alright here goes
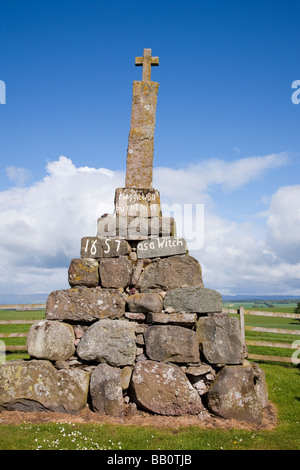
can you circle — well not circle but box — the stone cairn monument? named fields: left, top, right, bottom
left=0, top=49, right=268, bottom=423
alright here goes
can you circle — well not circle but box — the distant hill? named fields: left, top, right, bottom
left=222, top=295, right=300, bottom=301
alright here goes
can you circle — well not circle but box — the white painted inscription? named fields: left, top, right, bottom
left=81, top=237, right=129, bottom=258
left=115, top=203, right=161, bottom=216
left=137, top=237, right=187, bottom=259
left=115, top=188, right=161, bottom=217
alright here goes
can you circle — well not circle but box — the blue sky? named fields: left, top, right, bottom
left=0, top=0, right=300, bottom=297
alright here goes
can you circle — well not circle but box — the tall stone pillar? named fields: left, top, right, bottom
left=125, top=48, right=159, bottom=189
left=125, top=80, right=159, bottom=188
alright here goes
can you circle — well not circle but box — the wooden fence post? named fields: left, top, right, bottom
left=239, top=305, right=246, bottom=347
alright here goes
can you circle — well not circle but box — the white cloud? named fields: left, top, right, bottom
left=0, top=156, right=124, bottom=293
left=0, top=153, right=299, bottom=297
left=154, top=152, right=289, bottom=201
left=195, top=186, right=300, bottom=295
left=6, top=166, right=32, bottom=186
left=265, top=185, right=300, bottom=263
left=210, top=153, right=288, bottom=191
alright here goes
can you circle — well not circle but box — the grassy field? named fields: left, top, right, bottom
left=0, top=306, right=300, bottom=450
left=227, top=303, right=300, bottom=361
left=223, top=301, right=299, bottom=313
left=0, top=309, right=45, bottom=360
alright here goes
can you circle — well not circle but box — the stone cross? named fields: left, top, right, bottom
left=135, top=48, right=159, bottom=82
left=125, top=49, right=159, bottom=189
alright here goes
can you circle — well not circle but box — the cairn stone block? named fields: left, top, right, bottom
left=130, top=360, right=204, bottom=415
left=121, top=366, right=133, bottom=391
left=144, top=325, right=200, bottom=363
left=0, top=360, right=89, bottom=414
left=126, top=292, right=163, bottom=313
left=117, top=216, right=175, bottom=240
left=97, top=214, right=175, bottom=240
left=251, top=363, right=269, bottom=408
left=115, top=187, right=161, bottom=217
left=136, top=237, right=187, bottom=259
left=147, top=312, right=197, bottom=327
left=45, top=287, right=125, bottom=323
left=125, top=312, right=146, bottom=321
left=139, top=254, right=204, bottom=292
left=190, top=374, right=216, bottom=396
left=131, top=259, right=148, bottom=286
left=27, top=320, right=75, bottom=362
left=196, top=316, right=244, bottom=365
left=68, top=258, right=99, bottom=287
left=182, top=364, right=214, bottom=377
left=90, top=364, right=124, bottom=417
left=164, top=287, right=222, bottom=314
left=99, top=256, right=133, bottom=288
left=81, top=237, right=131, bottom=259
left=205, top=364, right=268, bottom=423
left=77, top=319, right=137, bottom=367
left=96, top=214, right=117, bottom=238
left=159, top=217, right=176, bottom=237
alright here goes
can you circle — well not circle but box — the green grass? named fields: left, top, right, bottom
left=227, top=308, right=300, bottom=362
left=0, top=310, right=45, bottom=360
left=259, top=306, right=297, bottom=314
left=224, top=302, right=299, bottom=314
left=0, top=310, right=46, bottom=321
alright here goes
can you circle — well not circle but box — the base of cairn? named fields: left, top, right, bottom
left=0, top=188, right=268, bottom=424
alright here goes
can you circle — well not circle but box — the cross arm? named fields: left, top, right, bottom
left=135, top=48, right=159, bottom=82
left=135, top=56, right=159, bottom=66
